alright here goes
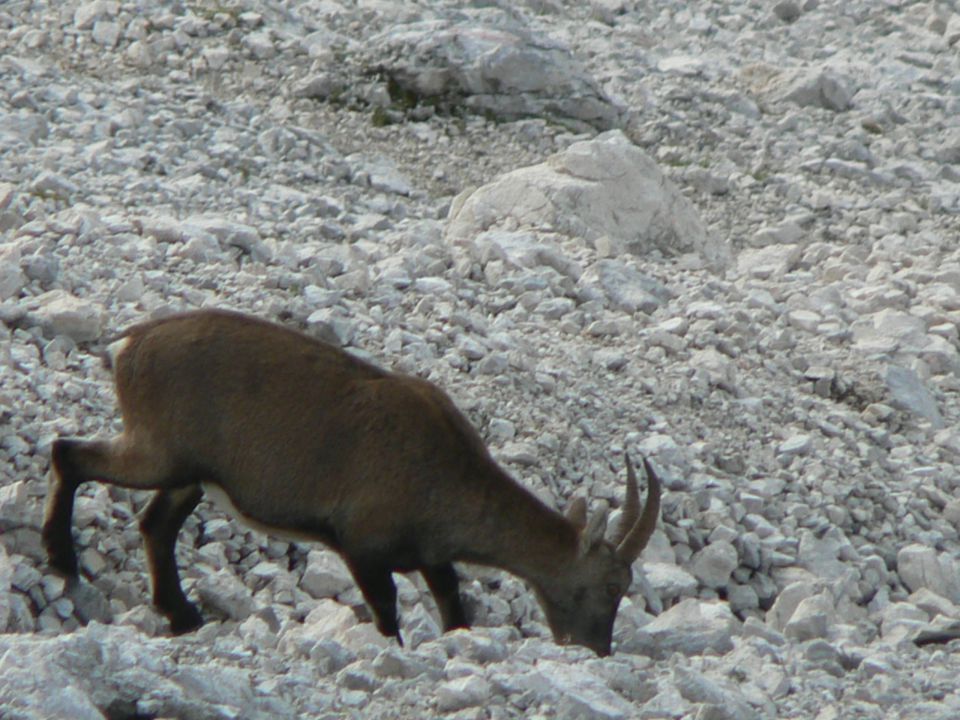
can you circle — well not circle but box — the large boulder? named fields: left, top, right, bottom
left=364, top=20, right=623, bottom=130
left=448, top=131, right=728, bottom=270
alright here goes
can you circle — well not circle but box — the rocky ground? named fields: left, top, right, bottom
left=2, top=0, right=960, bottom=718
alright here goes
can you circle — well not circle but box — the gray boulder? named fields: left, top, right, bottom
left=364, top=20, right=623, bottom=130
left=448, top=131, right=728, bottom=270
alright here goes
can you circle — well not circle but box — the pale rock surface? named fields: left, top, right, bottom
left=301, top=549, right=353, bottom=599
left=3, top=0, right=960, bottom=717
left=365, top=20, right=623, bottom=130
left=622, top=599, right=740, bottom=659
left=448, top=131, right=727, bottom=269
left=690, top=540, right=739, bottom=589
left=26, top=291, right=105, bottom=342
left=0, top=245, right=26, bottom=301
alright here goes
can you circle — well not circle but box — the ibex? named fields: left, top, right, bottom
left=42, top=309, right=659, bottom=656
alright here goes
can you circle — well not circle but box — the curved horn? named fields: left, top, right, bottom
left=610, top=452, right=640, bottom=546
left=616, top=455, right=661, bottom=562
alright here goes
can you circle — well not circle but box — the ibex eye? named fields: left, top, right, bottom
left=606, top=583, right=621, bottom=598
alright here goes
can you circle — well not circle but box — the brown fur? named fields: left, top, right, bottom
left=42, top=309, right=659, bottom=655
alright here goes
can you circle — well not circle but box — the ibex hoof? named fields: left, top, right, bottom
left=45, top=541, right=79, bottom=578
left=168, top=605, right=204, bottom=635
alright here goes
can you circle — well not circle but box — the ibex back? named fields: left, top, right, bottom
left=42, top=309, right=660, bottom=656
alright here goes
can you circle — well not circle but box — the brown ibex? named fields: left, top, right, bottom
left=42, top=309, right=660, bottom=656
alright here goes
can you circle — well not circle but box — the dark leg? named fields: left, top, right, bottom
left=43, top=436, right=172, bottom=578
left=140, top=486, right=205, bottom=634
left=348, top=561, right=402, bottom=645
left=43, top=439, right=84, bottom=576
left=422, top=563, right=469, bottom=631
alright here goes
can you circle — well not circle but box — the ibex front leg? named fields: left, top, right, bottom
left=141, top=486, right=205, bottom=633
left=422, top=563, right=469, bottom=631
left=349, top=560, right=403, bottom=645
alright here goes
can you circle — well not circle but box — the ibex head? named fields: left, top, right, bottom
left=535, top=454, right=661, bottom=656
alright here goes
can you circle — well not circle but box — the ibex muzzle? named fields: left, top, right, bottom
left=42, top=309, right=659, bottom=655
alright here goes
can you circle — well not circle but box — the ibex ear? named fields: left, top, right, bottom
left=578, top=511, right=608, bottom=556
left=565, top=497, right=588, bottom=530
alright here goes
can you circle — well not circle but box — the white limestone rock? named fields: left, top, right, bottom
left=74, top=1, right=118, bottom=30
left=302, top=550, right=353, bottom=599
left=690, top=541, right=739, bottom=589
left=672, top=665, right=760, bottom=720
left=645, top=562, right=698, bottom=601
left=620, top=599, right=740, bottom=658
left=533, top=660, right=635, bottom=720
left=365, top=20, right=623, bottom=130
left=736, top=244, right=801, bottom=279
left=27, top=291, right=105, bottom=342
left=784, top=591, right=835, bottom=641
left=448, top=131, right=726, bottom=269
left=196, top=568, right=256, bottom=621
left=898, top=544, right=960, bottom=603
left=436, top=675, right=493, bottom=713
left=578, top=259, right=671, bottom=314
left=0, top=545, right=12, bottom=632
left=884, top=364, right=944, bottom=428
left=752, top=65, right=856, bottom=111
left=0, top=244, right=26, bottom=300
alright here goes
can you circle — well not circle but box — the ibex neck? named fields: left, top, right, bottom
left=456, top=462, right=580, bottom=585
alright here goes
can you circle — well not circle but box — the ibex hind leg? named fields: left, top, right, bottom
left=141, top=485, right=205, bottom=634
left=43, top=436, right=174, bottom=578
left=422, top=563, right=469, bottom=631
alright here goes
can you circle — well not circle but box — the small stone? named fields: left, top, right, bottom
left=908, top=588, right=960, bottom=619
left=243, top=31, right=276, bottom=60
left=196, top=568, right=255, bottom=620
left=621, top=599, right=740, bottom=658
left=91, top=19, right=120, bottom=48
left=767, top=581, right=817, bottom=632
left=784, top=592, right=834, bottom=641
left=0, top=546, right=12, bottom=631
left=0, top=481, right=28, bottom=531
left=30, top=172, right=78, bottom=198
left=498, top=442, right=538, bottom=467
left=535, top=660, right=634, bottom=719
left=779, top=69, right=854, bottom=112
left=885, top=365, right=943, bottom=428
left=880, top=602, right=929, bottom=640
left=440, top=629, right=510, bottom=664
left=737, top=244, right=801, bottom=279
left=777, top=435, right=813, bottom=458
left=337, top=662, right=380, bottom=691
left=645, top=563, right=698, bottom=600
left=74, top=0, right=117, bottom=30
left=690, top=541, right=738, bottom=589
left=436, top=675, right=492, bottom=713
left=302, top=550, right=353, bottom=599
left=476, top=353, right=509, bottom=375
left=188, top=217, right=269, bottom=263
left=294, top=73, right=341, bottom=99
left=0, top=245, right=26, bottom=301
left=29, top=291, right=105, bottom=342
left=673, top=665, right=757, bottom=720
left=787, top=310, right=821, bottom=332
left=371, top=646, right=428, bottom=679
left=898, top=545, right=960, bottom=602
